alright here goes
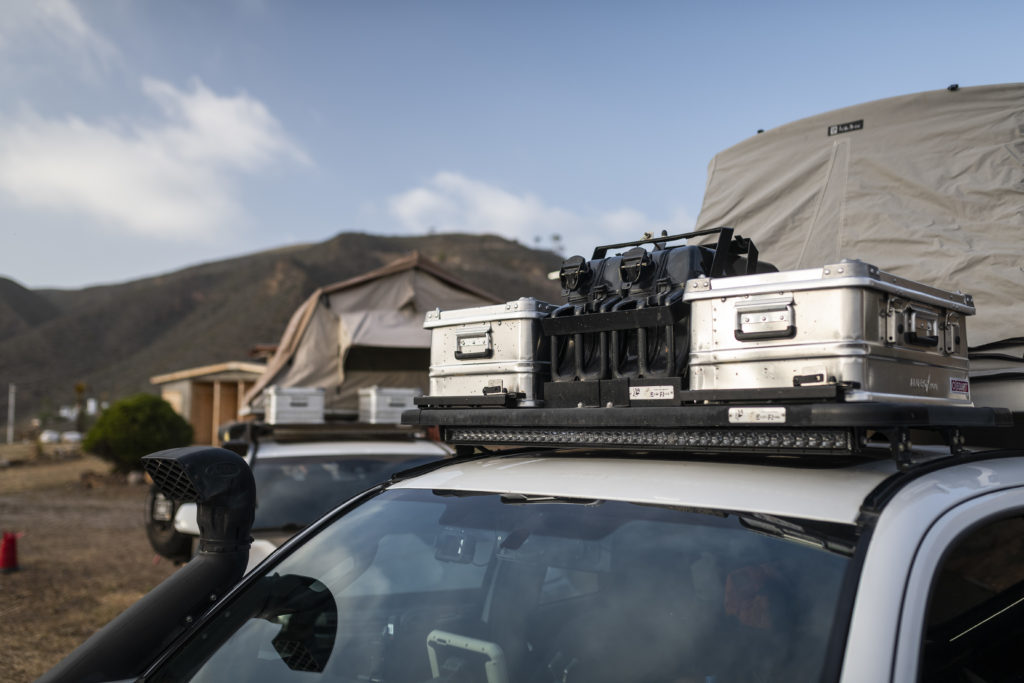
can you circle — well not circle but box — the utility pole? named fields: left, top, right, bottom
left=6, top=383, right=14, bottom=444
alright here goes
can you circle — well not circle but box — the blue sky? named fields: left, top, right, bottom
left=1, top=0, right=1021, bottom=289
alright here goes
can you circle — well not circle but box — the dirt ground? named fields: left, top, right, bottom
left=0, top=451, right=177, bottom=683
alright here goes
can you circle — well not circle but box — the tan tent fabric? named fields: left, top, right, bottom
left=695, top=83, right=1024, bottom=347
left=244, top=253, right=500, bottom=413
left=339, top=310, right=429, bottom=348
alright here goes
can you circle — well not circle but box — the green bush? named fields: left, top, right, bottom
left=84, top=394, right=193, bottom=473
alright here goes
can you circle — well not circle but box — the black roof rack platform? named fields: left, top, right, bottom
left=414, top=384, right=846, bottom=410
left=403, top=403, right=1011, bottom=466
left=219, top=420, right=428, bottom=446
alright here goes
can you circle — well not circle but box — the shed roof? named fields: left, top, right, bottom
left=150, top=361, right=267, bottom=386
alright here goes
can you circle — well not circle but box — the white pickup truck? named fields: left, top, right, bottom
left=42, top=413, right=1024, bottom=683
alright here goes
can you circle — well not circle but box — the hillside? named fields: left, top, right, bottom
left=0, top=277, right=61, bottom=342
left=0, top=232, right=565, bottom=429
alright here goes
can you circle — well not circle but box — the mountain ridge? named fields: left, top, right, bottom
left=0, top=232, right=565, bottom=428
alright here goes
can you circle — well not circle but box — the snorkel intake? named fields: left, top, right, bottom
left=38, top=446, right=256, bottom=683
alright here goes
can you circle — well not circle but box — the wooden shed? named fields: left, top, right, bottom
left=150, top=361, right=266, bottom=445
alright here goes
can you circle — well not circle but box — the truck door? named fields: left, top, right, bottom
left=892, top=487, right=1024, bottom=681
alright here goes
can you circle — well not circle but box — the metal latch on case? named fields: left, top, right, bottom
left=734, top=295, right=795, bottom=341
left=943, top=312, right=962, bottom=354
left=454, top=325, right=493, bottom=360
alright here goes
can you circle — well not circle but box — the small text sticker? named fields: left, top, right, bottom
left=728, top=407, right=787, bottom=424
left=630, top=385, right=676, bottom=401
left=827, top=119, right=864, bottom=136
left=950, top=378, right=970, bottom=395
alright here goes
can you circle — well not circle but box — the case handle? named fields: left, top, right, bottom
left=734, top=296, right=795, bottom=341
left=886, top=300, right=940, bottom=348
left=905, top=306, right=939, bottom=347
left=906, top=331, right=939, bottom=347
left=454, top=326, right=493, bottom=360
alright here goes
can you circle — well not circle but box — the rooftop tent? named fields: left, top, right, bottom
left=694, top=83, right=1024, bottom=349
left=243, top=253, right=500, bottom=416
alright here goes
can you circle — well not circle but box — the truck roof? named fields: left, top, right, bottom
left=390, top=451, right=899, bottom=525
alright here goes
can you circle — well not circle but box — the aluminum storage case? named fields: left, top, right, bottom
left=683, top=260, right=975, bottom=405
left=358, top=386, right=420, bottom=424
left=266, top=386, right=326, bottom=424
left=424, top=298, right=556, bottom=406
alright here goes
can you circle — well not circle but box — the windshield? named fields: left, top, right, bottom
left=151, top=488, right=855, bottom=683
left=251, top=455, right=442, bottom=530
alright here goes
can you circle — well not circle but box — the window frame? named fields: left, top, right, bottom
left=892, top=486, right=1024, bottom=681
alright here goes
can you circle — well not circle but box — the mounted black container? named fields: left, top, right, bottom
left=542, top=228, right=774, bottom=402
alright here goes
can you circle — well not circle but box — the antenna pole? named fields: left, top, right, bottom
left=6, top=383, right=14, bottom=444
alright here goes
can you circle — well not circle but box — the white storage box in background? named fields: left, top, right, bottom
left=359, top=386, right=421, bottom=424
left=266, top=386, right=325, bottom=424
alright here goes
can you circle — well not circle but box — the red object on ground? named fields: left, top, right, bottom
left=0, top=531, right=20, bottom=572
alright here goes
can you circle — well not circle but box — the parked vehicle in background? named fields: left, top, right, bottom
left=145, top=420, right=452, bottom=569
left=60, top=430, right=82, bottom=443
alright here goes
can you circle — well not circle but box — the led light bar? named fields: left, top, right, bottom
left=445, top=426, right=854, bottom=453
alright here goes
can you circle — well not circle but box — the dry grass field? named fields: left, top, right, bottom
left=0, top=449, right=176, bottom=682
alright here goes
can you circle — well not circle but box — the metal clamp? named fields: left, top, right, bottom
left=619, top=247, right=651, bottom=289
left=558, top=255, right=589, bottom=292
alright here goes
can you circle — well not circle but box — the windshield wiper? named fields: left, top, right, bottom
left=739, top=513, right=857, bottom=556
left=500, top=493, right=602, bottom=506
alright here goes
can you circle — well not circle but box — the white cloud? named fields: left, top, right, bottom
left=0, top=0, right=119, bottom=76
left=142, top=78, right=310, bottom=170
left=0, top=78, right=309, bottom=238
left=389, top=172, right=694, bottom=258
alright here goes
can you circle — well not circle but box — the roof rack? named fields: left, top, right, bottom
left=219, top=420, right=428, bottom=446
left=402, top=402, right=1011, bottom=470
left=407, top=230, right=1008, bottom=469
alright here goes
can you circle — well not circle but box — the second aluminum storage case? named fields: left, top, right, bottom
left=683, top=260, right=975, bottom=404
left=424, top=297, right=556, bottom=406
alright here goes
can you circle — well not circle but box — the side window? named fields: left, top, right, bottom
left=919, top=515, right=1024, bottom=682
